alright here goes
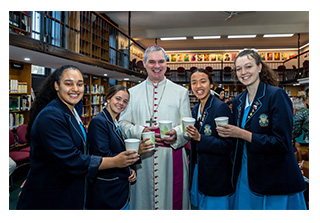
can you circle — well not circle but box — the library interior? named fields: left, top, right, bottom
left=9, top=11, right=309, bottom=211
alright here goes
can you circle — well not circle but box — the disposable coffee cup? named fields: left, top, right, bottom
left=142, top=131, right=156, bottom=150
left=214, top=116, right=229, bottom=128
left=124, top=138, right=140, bottom=153
left=182, top=117, right=196, bottom=137
left=159, top=120, right=172, bottom=139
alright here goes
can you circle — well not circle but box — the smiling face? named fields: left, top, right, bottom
left=190, top=71, right=214, bottom=104
left=106, top=90, right=129, bottom=119
left=54, top=68, right=84, bottom=112
left=235, top=55, right=262, bottom=88
left=143, top=50, right=167, bottom=83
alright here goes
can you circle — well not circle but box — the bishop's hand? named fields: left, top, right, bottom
left=162, top=129, right=177, bottom=145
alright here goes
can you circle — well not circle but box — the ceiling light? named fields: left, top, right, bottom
left=263, top=34, right=294, bottom=38
left=228, top=35, right=256, bottom=39
left=160, top=37, right=187, bottom=41
left=103, top=73, right=108, bottom=76
left=193, top=36, right=221, bottom=39
left=24, top=57, right=31, bottom=61
left=123, top=78, right=130, bottom=81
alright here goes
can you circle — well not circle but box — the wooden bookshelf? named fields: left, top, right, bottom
left=9, top=61, right=32, bottom=130
left=79, top=12, right=110, bottom=62
left=9, top=11, right=32, bottom=37
left=82, top=74, right=109, bottom=128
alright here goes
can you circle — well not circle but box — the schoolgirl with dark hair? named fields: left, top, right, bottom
left=217, top=50, right=306, bottom=209
left=186, top=68, right=235, bottom=209
left=17, top=66, right=140, bottom=210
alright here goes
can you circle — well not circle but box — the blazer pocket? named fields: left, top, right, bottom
left=97, top=176, right=119, bottom=182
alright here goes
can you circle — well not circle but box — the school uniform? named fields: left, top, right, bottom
left=189, top=94, right=235, bottom=209
left=232, top=82, right=306, bottom=209
left=17, top=97, right=102, bottom=210
left=85, top=108, right=131, bottom=210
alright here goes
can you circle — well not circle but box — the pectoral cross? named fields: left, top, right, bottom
left=146, top=117, right=156, bottom=127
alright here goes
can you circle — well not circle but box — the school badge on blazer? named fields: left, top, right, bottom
left=259, top=114, right=269, bottom=127
left=204, top=124, right=212, bottom=136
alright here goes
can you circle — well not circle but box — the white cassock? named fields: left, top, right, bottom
left=119, top=77, right=192, bottom=210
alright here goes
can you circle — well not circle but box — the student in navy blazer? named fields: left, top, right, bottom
left=217, top=50, right=306, bottom=210
left=186, top=69, right=235, bottom=210
left=17, top=66, right=140, bottom=210
left=86, top=85, right=153, bottom=210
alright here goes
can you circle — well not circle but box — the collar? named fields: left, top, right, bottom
left=146, top=76, right=167, bottom=87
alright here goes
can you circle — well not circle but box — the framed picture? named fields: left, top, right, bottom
left=274, top=52, right=280, bottom=61
left=281, top=52, right=288, bottom=60
left=267, top=53, right=273, bottom=61
left=217, top=54, right=223, bottom=61
left=191, top=54, right=196, bottom=61
left=204, top=54, right=210, bottom=61
left=231, top=53, right=238, bottom=61
left=184, top=54, right=189, bottom=62
left=197, top=54, right=203, bottom=62
left=210, top=54, right=217, bottom=61
left=171, top=54, right=176, bottom=62
left=177, top=54, right=183, bottom=62
left=259, top=53, right=266, bottom=61
left=224, top=53, right=231, bottom=61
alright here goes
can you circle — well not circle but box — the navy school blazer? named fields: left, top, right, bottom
left=232, top=82, right=306, bottom=195
left=85, top=108, right=131, bottom=210
left=17, top=97, right=102, bottom=210
left=190, top=94, right=235, bottom=196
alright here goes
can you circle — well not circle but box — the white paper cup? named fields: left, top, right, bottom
left=124, top=138, right=140, bottom=152
left=214, top=116, right=229, bottom=128
left=142, top=131, right=156, bottom=150
left=159, top=120, right=172, bottom=139
left=182, top=117, right=196, bottom=137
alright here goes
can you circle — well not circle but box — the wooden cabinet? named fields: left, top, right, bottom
left=9, top=61, right=32, bottom=130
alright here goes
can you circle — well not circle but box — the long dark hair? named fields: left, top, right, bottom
left=234, top=50, right=278, bottom=86
left=26, top=65, right=83, bottom=143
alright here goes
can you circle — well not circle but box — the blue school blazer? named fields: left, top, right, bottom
left=85, top=108, right=131, bottom=210
left=232, top=82, right=306, bottom=195
left=190, top=94, right=235, bottom=196
left=17, top=97, right=102, bottom=210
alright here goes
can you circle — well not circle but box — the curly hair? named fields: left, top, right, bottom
left=233, top=50, right=278, bottom=87
left=26, top=65, right=83, bottom=143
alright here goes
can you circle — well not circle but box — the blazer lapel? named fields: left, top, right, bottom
left=245, top=82, right=266, bottom=125
left=236, top=91, right=246, bottom=127
left=56, top=97, right=86, bottom=147
left=102, top=108, right=125, bottom=147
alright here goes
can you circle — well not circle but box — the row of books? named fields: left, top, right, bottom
left=91, top=84, right=105, bottom=94
left=9, top=95, right=31, bottom=111
left=9, top=79, right=28, bottom=93
left=9, top=113, right=25, bottom=130
left=91, top=105, right=102, bottom=116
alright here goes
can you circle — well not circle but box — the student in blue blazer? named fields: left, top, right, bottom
left=86, top=85, right=153, bottom=210
left=217, top=50, right=306, bottom=210
left=186, top=69, right=235, bottom=210
left=17, top=65, right=140, bottom=210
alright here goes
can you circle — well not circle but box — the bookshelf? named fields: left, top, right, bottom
left=79, top=12, right=110, bottom=62
left=82, top=74, right=109, bottom=128
left=9, top=61, right=32, bottom=130
left=9, top=11, right=32, bottom=37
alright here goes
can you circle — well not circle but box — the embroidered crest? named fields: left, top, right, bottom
left=259, top=114, right=269, bottom=127
left=203, top=124, right=212, bottom=136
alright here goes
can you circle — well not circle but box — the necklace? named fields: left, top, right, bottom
left=145, top=78, right=167, bottom=127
